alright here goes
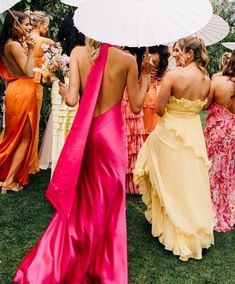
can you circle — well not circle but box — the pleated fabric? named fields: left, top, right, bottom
left=134, top=96, right=216, bottom=261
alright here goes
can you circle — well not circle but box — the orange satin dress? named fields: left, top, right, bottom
left=29, top=36, right=45, bottom=173
left=0, top=58, right=37, bottom=186
left=143, top=71, right=167, bottom=141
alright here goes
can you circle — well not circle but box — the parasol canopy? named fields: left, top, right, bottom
left=73, top=0, right=213, bottom=47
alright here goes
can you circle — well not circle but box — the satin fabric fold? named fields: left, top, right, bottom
left=14, top=43, right=128, bottom=283
left=29, top=36, right=46, bottom=174
left=45, top=43, right=109, bottom=219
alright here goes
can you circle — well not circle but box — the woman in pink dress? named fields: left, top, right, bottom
left=204, top=50, right=235, bottom=232
left=14, top=39, right=153, bottom=283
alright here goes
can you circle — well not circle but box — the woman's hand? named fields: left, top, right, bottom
left=58, top=81, right=69, bottom=102
left=141, top=53, right=154, bottom=75
left=25, top=34, right=36, bottom=50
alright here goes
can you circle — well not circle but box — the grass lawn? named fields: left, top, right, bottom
left=0, top=112, right=234, bottom=283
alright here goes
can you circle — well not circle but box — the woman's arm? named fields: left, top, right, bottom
left=155, top=72, right=173, bottom=116
left=127, top=54, right=152, bottom=113
left=10, top=37, right=35, bottom=78
left=59, top=47, right=80, bottom=107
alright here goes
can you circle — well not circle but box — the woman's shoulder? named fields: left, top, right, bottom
left=40, top=37, right=54, bottom=45
left=5, top=40, right=22, bottom=49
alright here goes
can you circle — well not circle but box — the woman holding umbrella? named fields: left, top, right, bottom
left=0, top=10, right=37, bottom=192
left=14, top=38, right=153, bottom=283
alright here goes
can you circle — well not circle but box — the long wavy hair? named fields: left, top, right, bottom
left=0, top=10, right=29, bottom=55
left=219, top=52, right=231, bottom=71
left=176, top=36, right=209, bottom=78
left=148, top=45, right=170, bottom=78
left=24, top=10, right=49, bottom=30
left=85, top=37, right=102, bottom=62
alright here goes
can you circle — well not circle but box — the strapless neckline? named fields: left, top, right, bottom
left=169, top=96, right=208, bottom=104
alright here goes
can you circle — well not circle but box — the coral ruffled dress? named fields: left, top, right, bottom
left=134, top=96, right=216, bottom=261
left=122, top=89, right=145, bottom=194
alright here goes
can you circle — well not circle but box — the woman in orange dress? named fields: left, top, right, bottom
left=26, top=11, right=54, bottom=173
left=143, top=45, right=170, bottom=140
left=0, top=11, right=37, bottom=192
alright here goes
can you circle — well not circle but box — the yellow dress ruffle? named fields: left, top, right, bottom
left=134, top=96, right=216, bottom=261
left=51, top=79, right=78, bottom=174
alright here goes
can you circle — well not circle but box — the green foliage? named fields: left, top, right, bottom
left=0, top=0, right=75, bottom=40
left=207, top=32, right=235, bottom=77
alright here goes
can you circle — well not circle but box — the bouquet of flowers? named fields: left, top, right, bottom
left=34, top=43, right=69, bottom=84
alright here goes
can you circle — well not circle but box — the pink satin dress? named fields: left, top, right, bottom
left=14, top=44, right=128, bottom=283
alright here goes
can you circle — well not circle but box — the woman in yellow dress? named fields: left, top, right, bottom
left=134, top=36, right=216, bottom=261
left=26, top=11, right=54, bottom=173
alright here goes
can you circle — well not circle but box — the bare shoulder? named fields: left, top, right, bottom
left=163, top=68, right=182, bottom=82
left=111, top=48, right=135, bottom=61
left=6, top=40, right=22, bottom=51
left=212, top=75, right=228, bottom=86
left=70, top=46, right=87, bottom=59
left=41, top=37, right=54, bottom=45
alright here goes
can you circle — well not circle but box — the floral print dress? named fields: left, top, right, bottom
left=204, top=103, right=235, bottom=232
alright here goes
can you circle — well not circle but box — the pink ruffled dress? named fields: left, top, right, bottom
left=121, top=90, right=145, bottom=194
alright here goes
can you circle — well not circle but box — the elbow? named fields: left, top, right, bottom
left=65, top=98, right=78, bottom=107
left=27, top=73, right=34, bottom=79
left=155, top=107, right=165, bottom=117
left=131, top=105, right=142, bottom=114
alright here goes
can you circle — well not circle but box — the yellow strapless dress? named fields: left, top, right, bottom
left=134, top=96, right=216, bottom=261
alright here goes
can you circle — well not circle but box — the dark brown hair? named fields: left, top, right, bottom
left=0, top=10, right=29, bottom=55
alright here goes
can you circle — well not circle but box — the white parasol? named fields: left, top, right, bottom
left=0, top=0, right=20, bottom=13
left=222, top=42, right=235, bottom=50
left=168, top=14, right=230, bottom=46
left=73, top=0, right=213, bottom=47
left=191, top=14, right=229, bottom=46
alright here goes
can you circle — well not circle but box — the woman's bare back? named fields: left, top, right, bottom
left=212, top=75, right=235, bottom=111
left=171, top=64, right=211, bottom=102
left=2, top=41, right=29, bottom=78
left=75, top=46, right=135, bottom=116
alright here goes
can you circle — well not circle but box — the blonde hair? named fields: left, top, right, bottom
left=177, top=36, right=209, bottom=78
left=85, top=37, right=102, bottom=61
left=25, top=11, right=49, bottom=28
left=219, top=52, right=231, bottom=71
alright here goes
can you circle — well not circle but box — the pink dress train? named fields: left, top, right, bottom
left=204, top=103, right=235, bottom=232
left=14, top=44, right=128, bottom=284
left=121, top=90, right=145, bottom=194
